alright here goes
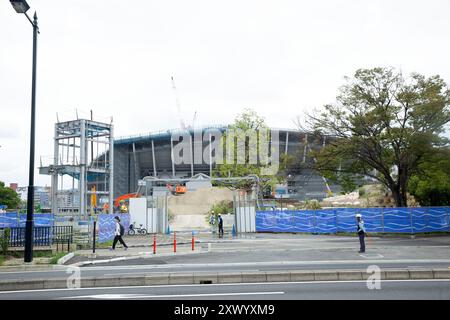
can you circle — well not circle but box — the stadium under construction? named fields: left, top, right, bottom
left=113, top=125, right=342, bottom=201
left=39, top=118, right=345, bottom=217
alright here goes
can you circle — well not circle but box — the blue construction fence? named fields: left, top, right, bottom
left=0, top=213, right=54, bottom=228
left=0, top=212, right=130, bottom=244
left=98, top=213, right=130, bottom=243
left=256, top=207, right=450, bottom=234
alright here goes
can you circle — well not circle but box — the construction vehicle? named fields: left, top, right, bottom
left=166, top=183, right=186, bottom=195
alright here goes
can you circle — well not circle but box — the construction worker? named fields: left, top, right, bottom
left=356, top=213, right=366, bottom=253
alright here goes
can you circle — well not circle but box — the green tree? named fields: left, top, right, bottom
left=0, top=181, right=20, bottom=210
left=213, top=108, right=282, bottom=191
left=408, top=148, right=450, bottom=206
left=305, top=67, right=450, bottom=207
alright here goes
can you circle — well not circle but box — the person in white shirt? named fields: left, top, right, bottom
left=355, top=213, right=366, bottom=253
left=111, top=216, right=128, bottom=250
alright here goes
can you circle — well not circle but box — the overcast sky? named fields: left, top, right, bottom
left=1, top=0, right=449, bottom=187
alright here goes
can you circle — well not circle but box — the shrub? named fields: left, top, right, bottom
left=0, top=228, right=10, bottom=256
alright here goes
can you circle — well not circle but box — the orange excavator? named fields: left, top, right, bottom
left=103, top=193, right=141, bottom=213
left=166, top=184, right=186, bottom=195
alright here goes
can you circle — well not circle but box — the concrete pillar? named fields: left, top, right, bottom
left=79, top=120, right=86, bottom=218
left=151, top=140, right=157, bottom=177
left=109, top=125, right=114, bottom=215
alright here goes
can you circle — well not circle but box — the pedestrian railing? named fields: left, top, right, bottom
left=2, top=226, right=74, bottom=247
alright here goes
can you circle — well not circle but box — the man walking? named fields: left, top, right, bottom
left=356, top=213, right=366, bottom=253
left=218, top=214, right=224, bottom=238
left=111, top=216, right=128, bottom=250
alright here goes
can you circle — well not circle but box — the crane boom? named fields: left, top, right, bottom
left=171, top=76, right=186, bottom=130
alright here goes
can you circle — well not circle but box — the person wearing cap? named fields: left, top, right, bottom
left=356, top=213, right=366, bottom=253
left=111, top=216, right=128, bottom=251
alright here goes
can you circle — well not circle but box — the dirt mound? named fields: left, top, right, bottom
left=168, top=187, right=233, bottom=215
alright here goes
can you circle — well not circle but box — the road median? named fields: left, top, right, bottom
left=0, top=268, right=449, bottom=292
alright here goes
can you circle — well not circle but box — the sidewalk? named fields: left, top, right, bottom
left=71, top=241, right=206, bottom=266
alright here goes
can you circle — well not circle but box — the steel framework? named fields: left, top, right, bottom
left=40, top=119, right=114, bottom=218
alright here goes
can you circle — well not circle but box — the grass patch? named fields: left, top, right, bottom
left=49, top=252, right=69, bottom=265
left=0, top=255, right=4, bottom=266
left=96, top=240, right=113, bottom=249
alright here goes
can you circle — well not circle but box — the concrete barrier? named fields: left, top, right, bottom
left=432, top=269, right=450, bottom=279
left=408, top=269, right=433, bottom=279
left=169, top=273, right=194, bottom=285
left=194, top=273, right=218, bottom=284
left=385, top=269, right=410, bottom=280
left=241, top=271, right=266, bottom=283
left=217, top=272, right=243, bottom=284
left=290, top=270, right=315, bottom=282
left=266, top=271, right=291, bottom=282
left=1, top=268, right=449, bottom=292
left=145, top=274, right=170, bottom=285
left=338, top=270, right=363, bottom=280
left=314, top=270, right=339, bottom=281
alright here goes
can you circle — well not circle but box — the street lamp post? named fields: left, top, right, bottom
left=10, top=0, right=39, bottom=263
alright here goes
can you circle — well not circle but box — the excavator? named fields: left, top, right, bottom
left=166, top=183, right=186, bottom=195
left=102, top=193, right=141, bottom=213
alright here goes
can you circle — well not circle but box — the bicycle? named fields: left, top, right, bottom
left=128, top=222, right=148, bottom=235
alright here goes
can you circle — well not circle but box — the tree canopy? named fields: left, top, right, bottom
left=0, top=181, right=21, bottom=210
left=213, top=108, right=283, bottom=191
left=306, top=67, right=450, bottom=207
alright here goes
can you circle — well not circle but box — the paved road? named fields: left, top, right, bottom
left=1, top=234, right=449, bottom=282
left=0, top=280, right=449, bottom=300
left=1, top=259, right=450, bottom=282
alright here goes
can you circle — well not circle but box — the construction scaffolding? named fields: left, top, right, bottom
left=40, top=118, right=114, bottom=218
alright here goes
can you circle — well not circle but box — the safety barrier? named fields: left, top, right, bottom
left=256, top=207, right=450, bottom=234
left=5, top=226, right=73, bottom=247
left=0, top=213, right=54, bottom=228
left=98, top=213, right=130, bottom=243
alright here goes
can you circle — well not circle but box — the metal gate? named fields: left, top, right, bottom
left=233, top=190, right=256, bottom=233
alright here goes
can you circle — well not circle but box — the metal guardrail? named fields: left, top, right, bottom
left=3, top=226, right=73, bottom=247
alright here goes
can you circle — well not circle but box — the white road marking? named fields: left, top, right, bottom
left=60, top=291, right=285, bottom=299
left=79, top=258, right=450, bottom=270
left=102, top=269, right=260, bottom=277
left=359, top=254, right=384, bottom=259
left=0, top=279, right=449, bottom=295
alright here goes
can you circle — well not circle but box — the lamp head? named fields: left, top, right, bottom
left=10, top=0, right=30, bottom=14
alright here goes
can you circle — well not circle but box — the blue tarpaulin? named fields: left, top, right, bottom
left=256, top=207, right=450, bottom=234
left=98, top=213, right=130, bottom=243
left=0, top=213, right=54, bottom=228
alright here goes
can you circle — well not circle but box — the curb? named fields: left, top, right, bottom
left=71, top=250, right=208, bottom=267
left=57, top=253, right=75, bottom=265
left=0, top=268, right=449, bottom=291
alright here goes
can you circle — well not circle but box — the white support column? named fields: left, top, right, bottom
left=209, top=133, right=212, bottom=177
left=302, top=133, right=308, bottom=163
left=132, top=142, right=138, bottom=187
left=79, top=120, right=87, bottom=218
left=109, top=125, right=114, bottom=215
left=51, top=124, right=59, bottom=215
left=151, top=140, right=157, bottom=177
left=285, top=131, right=289, bottom=155
left=170, top=135, right=175, bottom=177
left=189, top=133, right=194, bottom=177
